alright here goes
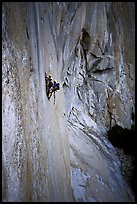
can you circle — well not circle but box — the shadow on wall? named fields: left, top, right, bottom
left=107, top=124, right=135, bottom=155
left=107, top=124, right=136, bottom=194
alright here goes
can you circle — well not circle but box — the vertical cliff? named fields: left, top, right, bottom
left=2, top=2, right=135, bottom=202
left=59, top=2, right=135, bottom=202
left=2, top=2, right=73, bottom=202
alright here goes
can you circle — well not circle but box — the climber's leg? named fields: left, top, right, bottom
left=48, top=88, right=53, bottom=100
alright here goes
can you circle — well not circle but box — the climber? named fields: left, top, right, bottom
left=48, top=80, right=60, bottom=101
left=45, top=74, right=54, bottom=100
left=45, top=73, right=60, bottom=101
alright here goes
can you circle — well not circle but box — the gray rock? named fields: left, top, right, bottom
left=2, top=2, right=135, bottom=202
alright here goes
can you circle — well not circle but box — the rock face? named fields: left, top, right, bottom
left=2, top=2, right=135, bottom=202
left=2, top=2, right=73, bottom=202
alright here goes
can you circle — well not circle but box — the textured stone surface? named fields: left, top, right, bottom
left=2, top=2, right=73, bottom=202
left=61, top=2, right=135, bottom=202
left=2, top=2, right=135, bottom=202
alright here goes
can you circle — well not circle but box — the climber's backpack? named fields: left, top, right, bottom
left=53, top=81, right=60, bottom=91
left=56, top=83, right=60, bottom=90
